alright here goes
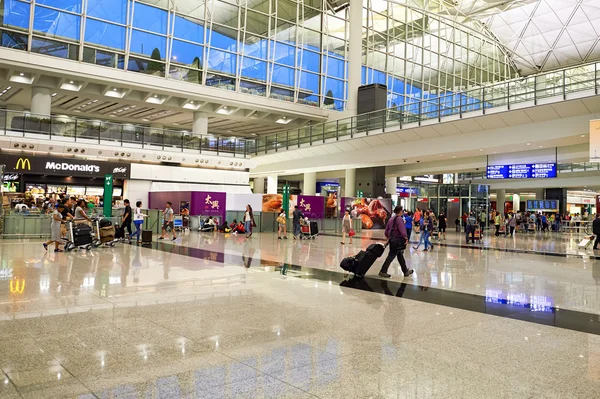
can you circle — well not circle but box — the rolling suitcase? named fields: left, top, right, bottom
left=309, top=221, right=319, bottom=236
left=73, top=224, right=93, bottom=246
left=340, top=243, right=386, bottom=277
left=142, top=220, right=158, bottom=245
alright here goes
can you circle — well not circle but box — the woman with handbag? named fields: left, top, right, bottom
left=341, top=209, right=354, bottom=245
left=277, top=210, right=288, bottom=239
left=244, top=204, right=256, bottom=238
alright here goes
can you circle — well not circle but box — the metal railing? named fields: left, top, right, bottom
left=0, top=110, right=255, bottom=158
left=1, top=61, right=598, bottom=157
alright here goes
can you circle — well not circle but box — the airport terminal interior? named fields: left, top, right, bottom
left=4, top=0, right=600, bottom=398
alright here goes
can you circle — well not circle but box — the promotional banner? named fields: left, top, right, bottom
left=2, top=153, right=130, bottom=178
left=340, top=197, right=354, bottom=218
left=348, top=197, right=392, bottom=229
left=262, top=194, right=283, bottom=212
left=297, top=195, right=325, bottom=219
left=591, top=119, right=600, bottom=162
left=191, top=192, right=227, bottom=218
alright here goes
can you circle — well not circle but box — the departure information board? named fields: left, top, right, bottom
left=486, top=163, right=557, bottom=179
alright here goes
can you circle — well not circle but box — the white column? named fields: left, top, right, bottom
left=497, top=189, right=506, bottom=216
left=266, top=174, right=278, bottom=195
left=386, top=176, right=397, bottom=195
left=303, top=172, right=317, bottom=195
left=345, top=168, right=356, bottom=197
left=345, top=0, right=362, bottom=116
left=513, top=193, right=520, bottom=212
left=253, top=177, right=265, bottom=194
left=192, top=111, right=208, bottom=135
left=31, top=87, right=52, bottom=116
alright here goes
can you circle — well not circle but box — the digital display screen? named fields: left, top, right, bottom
left=486, top=163, right=557, bottom=179
left=527, top=200, right=559, bottom=210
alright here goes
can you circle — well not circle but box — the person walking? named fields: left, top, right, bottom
left=133, top=201, right=147, bottom=244
left=494, top=211, right=502, bottom=237
left=244, top=204, right=256, bottom=238
left=74, top=200, right=92, bottom=223
left=44, top=203, right=66, bottom=252
left=438, top=212, right=447, bottom=240
left=378, top=206, right=414, bottom=279
left=404, top=211, right=413, bottom=242
left=423, top=211, right=434, bottom=251
left=122, top=199, right=133, bottom=241
left=277, top=210, right=288, bottom=240
left=465, top=212, right=476, bottom=243
left=159, top=202, right=177, bottom=241
left=413, top=208, right=421, bottom=234
left=508, top=213, right=517, bottom=237
left=292, top=205, right=304, bottom=239
left=593, top=214, right=600, bottom=250
left=341, top=209, right=352, bottom=245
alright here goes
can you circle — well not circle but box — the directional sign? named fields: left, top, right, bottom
left=487, top=163, right=556, bottom=179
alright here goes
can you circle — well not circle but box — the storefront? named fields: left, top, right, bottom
left=1, top=153, right=130, bottom=209
left=566, top=190, right=597, bottom=216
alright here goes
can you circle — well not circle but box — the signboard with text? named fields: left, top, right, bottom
left=527, top=200, right=559, bottom=211
left=486, top=163, right=556, bottom=179
left=1, top=153, right=130, bottom=178
left=297, top=195, right=325, bottom=219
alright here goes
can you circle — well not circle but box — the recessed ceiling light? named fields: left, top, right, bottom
left=581, top=134, right=586, bottom=137
left=539, top=145, right=543, bottom=148
left=113, top=88, right=117, bottom=91
left=526, top=142, right=531, bottom=145
left=452, top=155, right=456, bottom=158
left=190, top=101, right=194, bottom=104
left=69, top=80, right=74, bottom=84
left=479, top=148, right=483, bottom=151
left=153, top=94, right=157, bottom=98
left=223, top=106, right=227, bottom=109
left=19, top=72, right=24, bottom=76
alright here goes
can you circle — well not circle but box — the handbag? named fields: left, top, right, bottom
left=276, top=215, right=286, bottom=224
left=348, top=229, right=356, bottom=237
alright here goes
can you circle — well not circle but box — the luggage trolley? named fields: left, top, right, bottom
left=92, top=218, right=118, bottom=248
left=301, top=219, right=319, bottom=239
left=65, top=221, right=94, bottom=252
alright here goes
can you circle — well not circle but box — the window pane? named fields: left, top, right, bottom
left=272, top=42, right=295, bottom=66
left=323, top=55, right=344, bottom=79
left=133, top=2, right=167, bottom=34
left=127, top=56, right=165, bottom=76
left=272, top=64, right=295, bottom=87
left=240, top=57, right=267, bottom=81
left=34, top=6, right=81, bottom=41
left=86, top=0, right=127, bottom=24
left=1, top=0, right=31, bottom=30
left=207, top=48, right=236, bottom=75
left=171, top=39, right=203, bottom=66
left=31, top=36, right=78, bottom=60
left=242, top=36, right=267, bottom=59
left=173, top=15, right=204, bottom=44
left=84, top=19, right=126, bottom=50
left=209, top=25, right=237, bottom=52
left=205, top=74, right=234, bottom=90
left=130, top=29, right=166, bottom=59
left=299, top=71, right=319, bottom=95
left=244, top=9, right=269, bottom=36
left=36, top=0, right=81, bottom=13
left=299, top=49, right=319, bottom=72
left=1, top=30, right=28, bottom=50
left=324, top=77, right=344, bottom=99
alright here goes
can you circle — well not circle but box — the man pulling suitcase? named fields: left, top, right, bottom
left=378, top=205, right=415, bottom=279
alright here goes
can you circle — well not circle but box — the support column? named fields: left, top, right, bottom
left=497, top=189, right=506, bottom=216
left=253, top=177, right=265, bottom=194
left=345, top=0, right=362, bottom=116
left=344, top=168, right=356, bottom=197
left=513, top=194, right=520, bottom=212
left=386, top=176, right=397, bottom=196
left=192, top=111, right=208, bottom=135
left=303, top=172, right=316, bottom=195
left=31, top=87, right=52, bottom=116
left=266, top=174, right=278, bottom=195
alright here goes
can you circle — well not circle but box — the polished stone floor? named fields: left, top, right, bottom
left=1, top=230, right=600, bottom=398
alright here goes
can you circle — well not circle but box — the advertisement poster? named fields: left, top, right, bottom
left=262, top=194, right=283, bottom=212
left=348, top=197, right=392, bottom=230
left=591, top=119, right=600, bottom=162
left=325, top=192, right=338, bottom=218
left=297, top=195, right=325, bottom=219
left=340, top=197, right=354, bottom=218
left=191, top=192, right=227, bottom=218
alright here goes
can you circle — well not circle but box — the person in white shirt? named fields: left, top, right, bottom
left=14, top=202, right=28, bottom=213
left=133, top=201, right=148, bottom=244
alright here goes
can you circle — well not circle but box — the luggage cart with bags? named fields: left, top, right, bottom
left=93, top=218, right=117, bottom=247
left=301, top=219, right=319, bottom=239
left=65, top=221, right=94, bottom=252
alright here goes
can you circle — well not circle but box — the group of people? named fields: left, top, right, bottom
left=489, top=210, right=568, bottom=237
left=194, top=204, right=257, bottom=239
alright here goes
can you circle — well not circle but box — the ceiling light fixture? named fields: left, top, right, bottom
left=526, top=142, right=531, bottom=146
left=19, top=72, right=24, bottom=76
left=69, top=80, right=74, bottom=84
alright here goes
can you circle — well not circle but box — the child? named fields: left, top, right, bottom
left=43, top=204, right=65, bottom=252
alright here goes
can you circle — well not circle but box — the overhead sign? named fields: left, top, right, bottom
left=1, top=154, right=130, bottom=178
left=527, top=200, right=559, bottom=211
left=486, top=163, right=556, bottom=179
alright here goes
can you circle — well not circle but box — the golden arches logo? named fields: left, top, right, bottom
left=15, top=158, right=31, bottom=170
left=10, top=278, right=25, bottom=294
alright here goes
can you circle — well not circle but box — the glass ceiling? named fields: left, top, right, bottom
left=404, top=0, right=600, bottom=75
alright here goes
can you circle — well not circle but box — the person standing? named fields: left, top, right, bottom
left=122, top=199, right=133, bottom=241
left=133, top=201, right=147, bottom=244
left=438, top=212, right=447, bottom=240
left=494, top=211, right=502, bottom=237
left=508, top=213, right=517, bottom=237
left=466, top=212, right=476, bottom=243
left=244, top=204, right=255, bottom=238
left=277, top=210, right=288, bottom=240
left=404, top=211, right=413, bottom=242
left=593, top=214, right=600, bottom=250
left=292, top=205, right=304, bottom=239
left=413, top=208, right=421, bottom=234
left=522, top=212, right=529, bottom=234
left=423, top=211, right=434, bottom=251
left=378, top=206, right=414, bottom=279
left=159, top=202, right=177, bottom=241
left=43, top=203, right=65, bottom=252
left=480, top=209, right=487, bottom=230
left=341, top=209, right=352, bottom=245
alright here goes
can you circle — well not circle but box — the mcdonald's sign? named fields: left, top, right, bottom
left=9, top=278, right=25, bottom=294
left=15, top=158, right=31, bottom=170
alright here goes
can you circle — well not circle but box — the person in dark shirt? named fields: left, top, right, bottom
left=292, top=206, right=304, bottom=239
left=593, top=214, right=600, bottom=250
left=378, top=206, right=414, bottom=278
left=122, top=199, right=132, bottom=240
